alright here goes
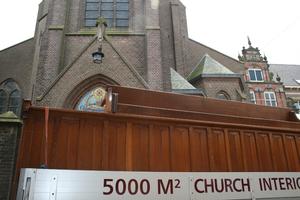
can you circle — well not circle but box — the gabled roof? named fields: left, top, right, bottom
left=0, top=38, right=33, bottom=52
left=269, top=64, right=300, bottom=87
left=187, top=54, right=234, bottom=81
left=170, top=68, right=205, bottom=96
left=186, top=39, right=244, bottom=74
left=170, top=68, right=195, bottom=90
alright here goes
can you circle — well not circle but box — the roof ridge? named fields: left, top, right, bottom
left=0, top=38, right=34, bottom=52
left=188, top=38, right=242, bottom=64
left=202, top=54, right=234, bottom=74
left=270, top=64, right=300, bottom=66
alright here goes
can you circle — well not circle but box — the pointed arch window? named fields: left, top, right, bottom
left=9, top=90, right=22, bottom=114
left=0, top=80, right=22, bottom=116
left=0, top=90, right=7, bottom=113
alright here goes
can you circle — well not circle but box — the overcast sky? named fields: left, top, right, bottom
left=0, top=0, right=299, bottom=64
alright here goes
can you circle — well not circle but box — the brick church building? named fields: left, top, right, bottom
left=0, top=0, right=286, bottom=114
left=0, top=1, right=294, bottom=199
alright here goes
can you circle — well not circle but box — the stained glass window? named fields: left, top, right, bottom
left=8, top=90, right=21, bottom=115
left=0, top=80, right=22, bottom=116
left=85, top=0, right=129, bottom=28
left=0, top=90, right=7, bottom=113
left=76, top=87, right=106, bottom=112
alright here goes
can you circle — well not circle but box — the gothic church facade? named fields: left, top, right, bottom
left=0, top=0, right=250, bottom=113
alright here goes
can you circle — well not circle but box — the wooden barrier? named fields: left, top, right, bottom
left=12, top=86, right=300, bottom=198
left=17, top=107, right=300, bottom=172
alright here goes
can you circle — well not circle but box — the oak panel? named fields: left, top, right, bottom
left=189, top=127, right=210, bottom=171
left=170, top=127, right=191, bottom=171
left=285, top=135, right=300, bottom=171
left=256, top=133, right=273, bottom=171
left=149, top=125, right=171, bottom=171
left=241, top=132, right=259, bottom=171
left=227, top=130, right=244, bottom=171
left=131, top=123, right=150, bottom=171
left=271, top=134, right=288, bottom=171
left=208, top=129, right=228, bottom=171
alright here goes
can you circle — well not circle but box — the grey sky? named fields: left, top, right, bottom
left=0, top=0, right=299, bottom=64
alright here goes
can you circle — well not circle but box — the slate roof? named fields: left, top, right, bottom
left=170, top=68, right=206, bottom=96
left=186, top=39, right=244, bottom=74
left=269, top=64, right=300, bottom=87
left=170, top=68, right=196, bottom=90
left=187, top=54, right=234, bottom=81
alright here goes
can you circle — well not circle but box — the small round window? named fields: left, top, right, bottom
left=75, top=87, right=106, bottom=112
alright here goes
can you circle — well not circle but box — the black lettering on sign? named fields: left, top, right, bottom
left=103, top=179, right=114, bottom=195
left=158, top=179, right=174, bottom=194
left=128, top=179, right=138, bottom=195
left=103, top=178, right=151, bottom=196
left=175, top=179, right=181, bottom=189
left=140, top=179, right=150, bottom=195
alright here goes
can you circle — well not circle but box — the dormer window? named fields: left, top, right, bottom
left=248, top=69, right=263, bottom=82
left=85, top=0, right=129, bottom=28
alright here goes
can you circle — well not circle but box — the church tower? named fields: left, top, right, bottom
left=29, top=0, right=190, bottom=108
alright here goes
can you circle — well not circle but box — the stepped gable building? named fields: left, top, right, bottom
left=1, top=0, right=249, bottom=114
left=269, top=64, right=300, bottom=111
left=238, top=38, right=286, bottom=107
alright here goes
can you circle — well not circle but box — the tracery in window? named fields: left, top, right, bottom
left=75, top=87, right=106, bottom=112
left=9, top=90, right=22, bottom=115
left=85, top=0, right=129, bottom=28
left=0, top=79, right=22, bottom=116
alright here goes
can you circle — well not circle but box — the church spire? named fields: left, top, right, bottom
left=247, top=36, right=252, bottom=46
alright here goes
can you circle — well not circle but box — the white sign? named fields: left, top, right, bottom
left=17, top=169, right=300, bottom=200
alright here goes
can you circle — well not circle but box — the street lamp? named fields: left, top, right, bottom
left=92, top=48, right=105, bottom=64
left=92, top=17, right=107, bottom=64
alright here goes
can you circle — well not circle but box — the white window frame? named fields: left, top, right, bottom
left=264, top=92, right=277, bottom=107
left=250, top=91, right=256, bottom=104
left=248, top=68, right=264, bottom=82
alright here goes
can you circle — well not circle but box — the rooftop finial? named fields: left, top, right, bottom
left=247, top=36, right=252, bottom=46
left=276, top=73, right=281, bottom=82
